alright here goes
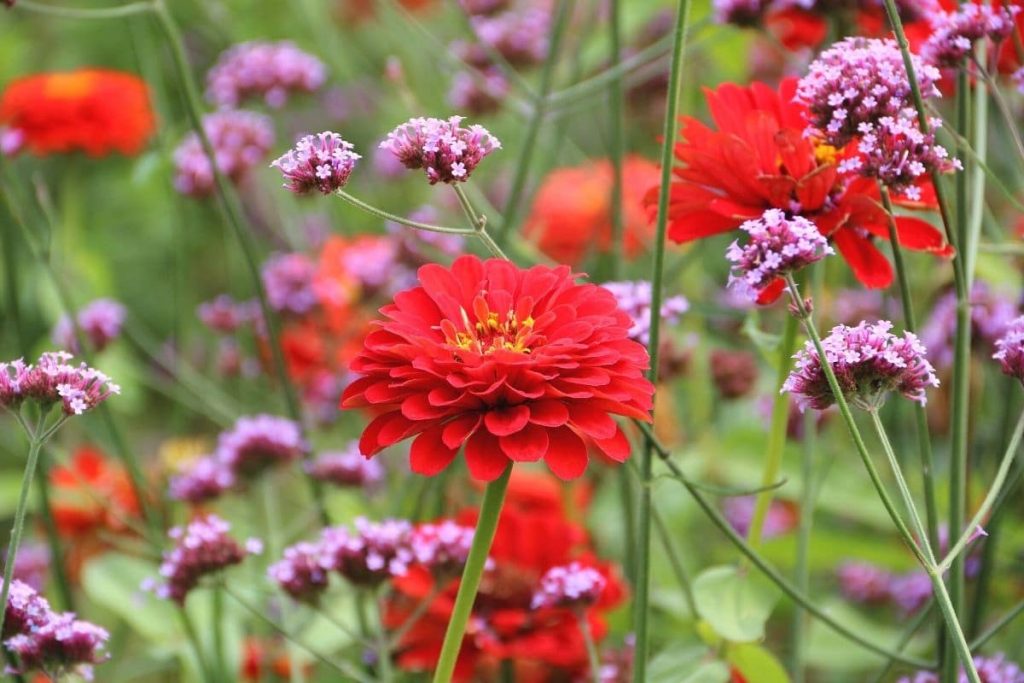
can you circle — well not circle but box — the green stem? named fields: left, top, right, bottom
left=496, top=0, right=572, bottom=246
left=335, top=190, right=473, bottom=235
left=747, top=314, right=798, bottom=549
left=578, top=613, right=602, bottom=683
left=177, top=608, right=218, bottom=683
left=33, top=450, right=76, bottom=613
left=16, top=0, right=152, bottom=19
left=868, top=601, right=935, bottom=683
left=150, top=0, right=328, bottom=526
left=937, top=408, right=1024, bottom=575
left=617, top=468, right=637, bottom=585
left=432, top=466, right=512, bottom=683
left=650, top=497, right=697, bottom=615
left=376, top=593, right=393, bottom=683
left=868, top=411, right=936, bottom=564
left=975, top=62, right=1024, bottom=173
left=633, top=422, right=932, bottom=668
left=0, top=434, right=44, bottom=637
left=633, top=1, right=691, bottom=679
left=878, top=185, right=941, bottom=555
left=211, top=586, right=227, bottom=683
left=607, top=0, right=625, bottom=279
left=970, top=599, right=1024, bottom=650
left=451, top=185, right=510, bottom=260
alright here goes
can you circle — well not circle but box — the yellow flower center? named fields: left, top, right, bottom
left=814, top=143, right=839, bottom=166
left=442, top=297, right=536, bottom=356
left=44, top=72, right=98, bottom=100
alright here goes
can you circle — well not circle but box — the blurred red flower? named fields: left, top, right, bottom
left=342, top=255, right=654, bottom=481
left=386, top=471, right=626, bottom=682
left=653, top=78, right=953, bottom=294
left=49, top=446, right=139, bottom=539
left=524, top=156, right=661, bottom=266
left=0, top=69, right=154, bottom=157
left=762, top=2, right=939, bottom=51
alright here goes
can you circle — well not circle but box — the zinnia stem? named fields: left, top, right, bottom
left=0, top=432, right=45, bottom=638
left=608, top=0, right=625, bottom=280
left=634, top=0, right=692, bottom=677
left=431, top=465, right=512, bottom=683
left=878, top=184, right=940, bottom=554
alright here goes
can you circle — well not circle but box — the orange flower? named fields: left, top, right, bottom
left=0, top=69, right=154, bottom=157
left=524, top=156, right=660, bottom=266
left=49, top=446, right=139, bottom=539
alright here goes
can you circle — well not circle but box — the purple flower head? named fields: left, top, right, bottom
left=835, top=561, right=893, bottom=604
left=842, top=115, right=960, bottom=199
left=470, top=7, right=549, bottom=66
left=922, top=3, right=1020, bottom=68
left=168, top=456, right=235, bottom=503
left=261, top=252, right=318, bottom=315
left=149, top=514, right=261, bottom=604
left=197, top=295, right=256, bottom=334
left=600, top=281, right=689, bottom=345
left=306, top=443, right=384, bottom=489
left=898, top=653, right=1024, bottom=682
left=2, top=579, right=52, bottom=639
left=530, top=562, right=607, bottom=611
left=379, top=115, right=500, bottom=184
left=268, top=541, right=331, bottom=604
left=1014, top=66, right=1024, bottom=94
left=271, top=131, right=360, bottom=195
left=1, top=351, right=120, bottom=417
left=0, top=127, right=24, bottom=156
left=319, top=518, right=413, bottom=587
left=173, top=111, right=274, bottom=197
left=712, top=0, right=769, bottom=25
left=409, top=521, right=478, bottom=577
left=782, top=320, right=939, bottom=411
left=206, top=41, right=326, bottom=109
left=448, top=69, right=510, bottom=116
left=922, top=283, right=1018, bottom=369
left=994, top=315, right=1024, bottom=383
left=216, top=414, right=307, bottom=480
left=796, top=37, right=942, bottom=147
left=5, top=542, right=50, bottom=591
left=887, top=570, right=933, bottom=615
left=5, top=612, right=109, bottom=681
left=722, top=495, right=796, bottom=539
left=52, top=298, right=126, bottom=353
left=725, top=209, right=832, bottom=300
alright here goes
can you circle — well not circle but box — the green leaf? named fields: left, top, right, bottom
left=80, top=553, right=180, bottom=643
left=649, top=646, right=730, bottom=683
left=693, top=565, right=780, bottom=643
left=727, top=642, right=791, bottom=683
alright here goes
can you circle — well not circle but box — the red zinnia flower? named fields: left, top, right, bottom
left=524, top=155, right=661, bottom=266
left=655, top=78, right=953, bottom=293
left=341, top=255, right=654, bottom=481
left=0, top=69, right=154, bottom=157
left=386, top=471, right=626, bottom=682
left=50, top=446, right=139, bottom=539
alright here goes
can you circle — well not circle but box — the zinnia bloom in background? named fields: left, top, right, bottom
left=342, top=255, right=654, bottom=481
left=386, top=471, right=625, bottom=682
left=0, top=69, right=154, bottom=157
left=654, top=79, right=953, bottom=289
left=50, top=446, right=139, bottom=539
left=525, top=155, right=661, bottom=266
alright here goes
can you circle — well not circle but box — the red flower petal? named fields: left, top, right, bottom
left=409, top=427, right=458, bottom=476
left=569, top=404, right=617, bottom=440
left=441, top=414, right=482, bottom=450
left=529, top=400, right=569, bottom=427
left=544, top=428, right=588, bottom=480
left=832, top=228, right=893, bottom=289
left=465, top=431, right=511, bottom=482
left=594, top=426, right=632, bottom=463
left=499, top=424, right=550, bottom=462
left=484, top=405, right=531, bottom=437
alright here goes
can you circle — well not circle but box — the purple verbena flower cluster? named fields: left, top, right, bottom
left=147, top=514, right=262, bottom=604
left=782, top=320, right=939, bottom=411
left=994, top=315, right=1024, bottom=383
left=379, top=116, right=500, bottom=184
left=271, top=131, right=360, bottom=195
left=305, top=442, right=385, bottom=489
left=3, top=579, right=109, bottom=681
left=408, top=521, right=477, bottom=577
left=261, top=252, right=319, bottom=315
left=206, top=41, right=326, bottom=109
left=712, top=0, right=769, bottom=25
left=600, top=281, right=689, bottom=345
left=321, top=518, right=414, bottom=587
left=267, top=542, right=331, bottom=604
left=531, top=562, right=607, bottom=610
left=722, top=495, right=797, bottom=539
left=168, top=414, right=306, bottom=502
left=470, top=6, right=549, bottom=66
left=841, top=116, right=959, bottom=199
left=197, top=294, right=259, bottom=334
left=0, top=351, right=120, bottom=417
left=922, top=3, right=1020, bottom=68
left=921, top=283, right=1018, bottom=369
left=448, top=69, right=510, bottom=116
left=52, top=298, right=126, bottom=353
left=726, top=209, right=832, bottom=300
left=4, top=542, right=49, bottom=591
left=173, top=111, right=274, bottom=197
left=796, top=37, right=942, bottom=147
left=898, top=653, right=1024, bottom=683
